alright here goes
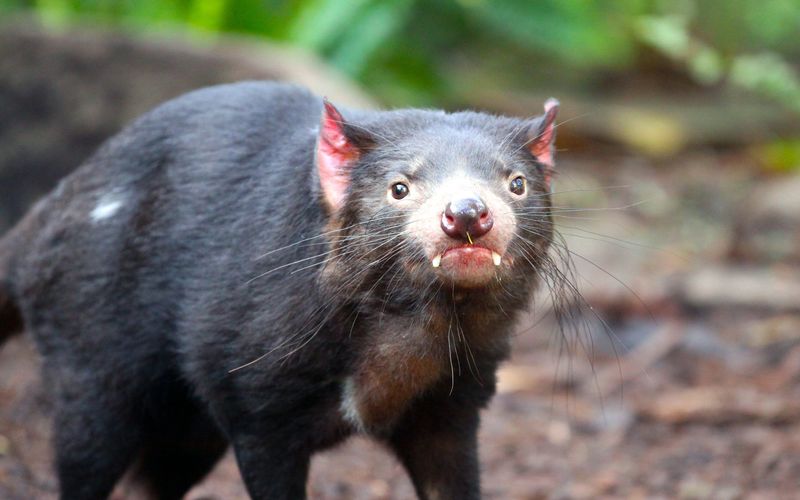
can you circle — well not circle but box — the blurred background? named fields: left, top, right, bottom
left=1, top=1, right=799, bottom=498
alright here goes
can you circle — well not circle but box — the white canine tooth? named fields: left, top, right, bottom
left=432, top=254, right=442, bottom=268
left=492, top=251, right=502, bottom=266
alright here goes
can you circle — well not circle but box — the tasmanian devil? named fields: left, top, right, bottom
left=0, top=82, right=559, bottom=499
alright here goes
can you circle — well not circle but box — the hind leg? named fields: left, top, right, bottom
left=53, top=387, right=144, bottom=500
left=132, top=411, right=228, bottom=500
left=135, top=440, right=228, bottom=500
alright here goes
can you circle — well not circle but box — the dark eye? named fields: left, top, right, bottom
left=391, top=182, right=409, bottom=199
left=509, top=176, right=526, bottom=195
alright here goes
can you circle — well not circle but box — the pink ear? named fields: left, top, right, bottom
left=317, top=99, right=359, bottom=211
left=527, top=98, right=559, bottom=184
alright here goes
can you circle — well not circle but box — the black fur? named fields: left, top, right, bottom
left=0, top=229, right=23, bottom=342
left=0, top=82, right=556, bottom=499
left=0, top=288, right=22, bottom=342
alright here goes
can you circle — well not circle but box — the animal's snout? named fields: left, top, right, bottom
left=441, top=195, right=494, bottom=240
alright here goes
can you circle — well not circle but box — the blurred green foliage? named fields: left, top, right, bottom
left=0, top=0, right=799, bottom=111
left=759, top=139, right=800, bottom=173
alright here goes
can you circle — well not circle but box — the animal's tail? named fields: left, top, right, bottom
left=0, top=231, right=23, bottom=344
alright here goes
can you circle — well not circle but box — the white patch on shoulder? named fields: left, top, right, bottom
left=339, top=376, right=365, bottom=433
left=90, top=192, right=126, bottom=223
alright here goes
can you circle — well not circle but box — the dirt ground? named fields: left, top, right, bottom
left=2, top=150, right=800, bottom=499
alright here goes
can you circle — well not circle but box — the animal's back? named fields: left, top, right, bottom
left=0, top=81, right=324, bottom=363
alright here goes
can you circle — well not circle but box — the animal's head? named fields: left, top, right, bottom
left=317, top=99, right=558, bottom=297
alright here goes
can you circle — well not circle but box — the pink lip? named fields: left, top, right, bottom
left=442, top=243, right=493, bottom=257
left=442, top=245, right=493, bottom=262
left=434, top=245, right=498, bottom=287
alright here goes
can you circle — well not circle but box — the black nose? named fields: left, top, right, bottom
left=441, top=196, right=494, bottom=240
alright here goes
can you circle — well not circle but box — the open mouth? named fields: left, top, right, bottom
left=431, top=245, right=502, bottom=269
left=429, top=244, right=504, bottom=287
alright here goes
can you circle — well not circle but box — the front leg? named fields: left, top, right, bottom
left=389, top=399, right=482, bottom=500
left=231, top=429, right=312, bottom=500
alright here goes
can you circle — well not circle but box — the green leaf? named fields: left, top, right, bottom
left=328, top=0, right=413, bottom=76
left=288, top=0, right=371, bottom=50
left=758, top=139, right=800, bottom=173
left=188, top=0, right=229, bottom=32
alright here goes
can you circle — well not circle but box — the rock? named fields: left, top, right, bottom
left=638, top=386, right=800, bottom=424
left=729, top=174, right=800, bottom=264
left=0, top=20, right=374, bottom=232
left=675, top=265, right=800, bottom=312
left=468, top=89, right=800, bottom=157
left=496, top=363, right=553, bottom=394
